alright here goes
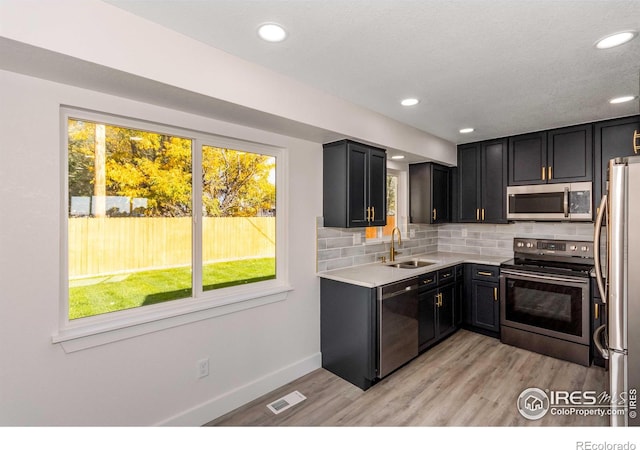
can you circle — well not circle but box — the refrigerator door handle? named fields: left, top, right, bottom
left=593, top=324, right=609, bottom=360
left=593, top=194, right=608, bottom=302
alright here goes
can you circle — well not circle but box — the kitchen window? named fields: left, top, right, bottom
left=366, top=169, right=406, bottom=241
left=61, top=109, right=286, bottom=346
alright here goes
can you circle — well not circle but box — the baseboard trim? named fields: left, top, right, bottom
left=155, top=352, right=322, bottom=426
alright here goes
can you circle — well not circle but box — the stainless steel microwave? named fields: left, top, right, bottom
left=506, top=182, right=592, bottom=221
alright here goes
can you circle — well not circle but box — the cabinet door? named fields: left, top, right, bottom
left=368, top=147, right=387, bottom=227
left=432, top=164, right=450, bottom=223
left=547, top=124, right=593, bottom=183
left=409, top=163, right=432, bottom=224
left=438, top=283, right=456, bottom=337
left=508, top=132, right=547, bottom=185
left=347, top=143, right=370, bottom=227
left=594, top=116, right=640, bottom=209
left=418, top=287, right=438, bottom=348
left=457, top=143, right=481, bottom=222
left=481, top=139, right=508, bottom=223
left=471, top=280, right=500, bottom=332
left=455, top=279, right=464, bottom=327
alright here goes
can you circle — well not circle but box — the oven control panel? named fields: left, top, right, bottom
left=513, top=238, right=593, bottom=258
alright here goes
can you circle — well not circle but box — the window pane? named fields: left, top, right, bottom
left=202, top=146, right=276, bottom=291
left=67, top=119, right=192, bottom=320
left=366, top=174, right=398, bottom=240
left=381, top=174, right=398, bottom=236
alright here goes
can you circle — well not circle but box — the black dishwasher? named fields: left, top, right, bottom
left=377, top=276, right=420, bottom=378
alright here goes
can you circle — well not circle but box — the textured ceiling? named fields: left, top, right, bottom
left=105, top=0, right=640, bottom=144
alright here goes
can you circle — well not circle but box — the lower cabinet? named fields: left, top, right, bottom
left=320, top=278, right=377, bottom=390
left=464, top=264, right=501, bottom=337
left=418, top=266, right=461, bottom=351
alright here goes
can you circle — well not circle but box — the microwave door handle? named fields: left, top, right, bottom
left=563, top=187, right=569, bottom=218
left=593, top=194, right=608, bottom=302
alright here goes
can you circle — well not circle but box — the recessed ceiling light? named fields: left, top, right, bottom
left=400, top=98, right=419, bottom=107
left=609, top=95, right=637, bottom=104
left=258, top=23, right=287, bottom=42
left=391, top=155, right=405, bottom=160
left=459, top=128, right=474, bottom=134
left=595, top=31, right=637, bottom=49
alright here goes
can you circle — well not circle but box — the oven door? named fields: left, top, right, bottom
left=500, top=269, right=590, bottom=345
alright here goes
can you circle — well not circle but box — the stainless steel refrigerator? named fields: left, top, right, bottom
left=594, top=155, right=640, bottom=427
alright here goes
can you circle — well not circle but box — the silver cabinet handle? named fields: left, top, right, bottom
left=593, top=195, right=607, bottom=302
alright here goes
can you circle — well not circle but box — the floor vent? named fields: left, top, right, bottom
left=266, top=391, right=306, bottom=415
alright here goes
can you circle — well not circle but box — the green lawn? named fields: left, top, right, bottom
left=69, top=258, right=276, bottom=320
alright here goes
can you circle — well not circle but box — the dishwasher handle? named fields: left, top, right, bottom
left=381, top=282, right=422, bottom=300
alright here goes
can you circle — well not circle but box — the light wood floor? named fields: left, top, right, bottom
left=206, top=329, right=608, bottom=426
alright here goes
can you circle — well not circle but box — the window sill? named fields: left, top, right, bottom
left=52, top=285, right=293, bottom=353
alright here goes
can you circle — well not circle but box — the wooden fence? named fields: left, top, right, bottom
left=68, top=217, right=275, bottom=278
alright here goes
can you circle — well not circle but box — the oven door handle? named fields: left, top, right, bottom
left=500, top=269, right=589, bottom=284
left=563, top=186, right=569, bottom=218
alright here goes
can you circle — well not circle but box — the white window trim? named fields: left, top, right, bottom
left=56, top=107, right=291, bottom=352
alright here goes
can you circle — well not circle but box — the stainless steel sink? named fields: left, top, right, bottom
left=386, top=260, right=435, bottom=269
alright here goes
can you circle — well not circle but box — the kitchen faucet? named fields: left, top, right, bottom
left=390, top=227, right=402, bottom=262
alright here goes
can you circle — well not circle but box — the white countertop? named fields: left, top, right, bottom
left=317, top=252, right=510, bottom=288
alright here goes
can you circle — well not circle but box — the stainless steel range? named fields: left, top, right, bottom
left=500, top=237, right=594, bottom=366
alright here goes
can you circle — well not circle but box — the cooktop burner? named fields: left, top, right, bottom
left=500, top=258, right=593, bottom=278
left=501, top=237, right=595, bottom=278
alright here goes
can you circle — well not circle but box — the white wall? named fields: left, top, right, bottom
left=0, top=70, right=322, bottom=425
left=0, top=0, right=456, bottom=165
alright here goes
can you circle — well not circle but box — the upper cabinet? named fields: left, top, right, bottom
left=508, top=124, right=593, bottom=185
left=594, top=115, right=640, bottom=206
left=323, top=139, right=387, bottom=228
left=457, top=138, right=508, bottom=223
left=409, top=162, right=451, bottom=224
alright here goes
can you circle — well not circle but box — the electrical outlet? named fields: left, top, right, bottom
left=353, top=233, right=362, bottom=245
left=197, top=358, right=209, bottom=378
left=462, top=229, right=468, bottom=237
left=409, top=229, right=415, bottom=238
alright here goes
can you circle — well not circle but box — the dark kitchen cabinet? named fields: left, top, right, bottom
left=508, top=125, right=592, bottom=186
left=418, top=267, right=457, bottom=351
left=464, top=264, right=500, bottom=337
left=594, top=115, right=640, bottom=212
left=409, top=162, right=450, bottom=224
left=320, top=278, right=376, bottom=390
left=455, top=265, right=464, bottom=327
left=457, top=138, right=508, bottom=223
left=323, top=139, right=386, bottom=228
left=418, top=286, right=438, bottom=349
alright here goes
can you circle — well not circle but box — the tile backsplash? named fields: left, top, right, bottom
left=316, top=217, right=596, bottom=272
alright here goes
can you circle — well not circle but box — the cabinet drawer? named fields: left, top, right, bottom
left=419, top=272, right=438, bottom=289
left=471, top=265, right=500, bottom=282
left=438, top=267, right=455, bottom=284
